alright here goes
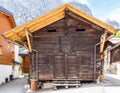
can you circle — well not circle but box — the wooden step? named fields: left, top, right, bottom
left=52, top=80, right=81, bottom=89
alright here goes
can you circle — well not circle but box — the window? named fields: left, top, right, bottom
left=48, top=29, right=57, bottom=32
left=0, top=45, right=2, bottom=55
left=76, top=28, right=85, bottom=32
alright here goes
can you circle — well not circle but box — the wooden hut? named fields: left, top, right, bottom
left=107, top=41, right=120, bottom=73
left=0, top=6, right=16, bottom=65
left=103, top=36, right=120, bottom=73
left=0, top=6, right=16, bottom=84
left=110, top=43, right=120, bottom=64
left=3, top=4, right=116, bottom=89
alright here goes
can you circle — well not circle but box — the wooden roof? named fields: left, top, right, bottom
left=0, top=6, right=13, bottom=16
left=0, top=6, right=16, bottom=28
left=3, top=4, right=116, bottom=44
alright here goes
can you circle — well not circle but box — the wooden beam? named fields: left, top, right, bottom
left=3, top=4, right=67, bottom=38
left=25, top=29, right=32, bottom=53
left=69, top=12, right=103, bottom=31
left=17, top=11, right=65, bottom=38
left=67, top=5, right=116, bottom=34
left=4, top=10, right=65, bottom=40
left=7, top=17, right=16, bottom=28
left=0, top=11, right=12, bottom=18
left=68, top=13, right=103, bottom=31
left=100, top=31, right=107, bottom=58
left=27, top=30, right=32, bottom=36
left=68, top=12, right=92, bottom=26
left=3, top=4, right=116, bottom=45
left=0, top=45, right=3, bottom=55
left=29, top=11, right=65, bottom=33
left=10, top=32, right=23, bottom=43
left=13, top=32, right=23, bottom=40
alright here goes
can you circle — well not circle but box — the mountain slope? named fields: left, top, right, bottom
left=105, top=19, right=120, bottom=29
left=0, top=0, right=92, bottom=26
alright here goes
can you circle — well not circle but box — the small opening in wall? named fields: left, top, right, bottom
left=48, top=29, right=57, bottom=32
left=76, top=28, right=85, bottom=32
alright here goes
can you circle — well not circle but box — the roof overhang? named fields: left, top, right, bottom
left=2, top=4, right=116, bottom=45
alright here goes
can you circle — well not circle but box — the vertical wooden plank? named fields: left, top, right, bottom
left=23, top=56, right=30, bottom=73
left=54, top=54, right=66, bottom=79
left=64, top=54, right=68, bottom=79
left=25, top=29, right=32, bottom=53
left=53, top=55, right=55, bottom=79
left=100, top=31, right=107, bottom=58
left=76, top=54, right=80, bottom=78
left=31, top=17, right=104, bottom=81
left=67, top=54, right=78, bottom=79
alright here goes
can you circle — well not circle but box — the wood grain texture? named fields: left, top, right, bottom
left=0, top=14, right=15, bottom=65
left=22, top=56, right=30, bottom=73
left=3, top=4, right=115, bottom=44
left=30, top=18, right=103, bottom=81
left=111, top=46, right=120, bottom=63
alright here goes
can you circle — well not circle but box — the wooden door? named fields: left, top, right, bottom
left=66, top=55, right=78, bottom=79
left=53, top=54, right=65, bottom=79
left=38, top=55, right=53, bottom=80
left=53, top=54, right=78, bottom=79
left=78, top=55, right=94, bottom=80
left=23, top=56, right=30, bottom=73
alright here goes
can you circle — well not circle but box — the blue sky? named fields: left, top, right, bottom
left=78, top=0, right=120, bottom=23
left=88, top=0, right=120, bottom=20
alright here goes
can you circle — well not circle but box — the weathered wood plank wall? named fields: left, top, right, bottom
left=31, top=17, right=103, bottom=81
left=111, top=46, right=120, bottom=63
left=0, top=14, right=14, bottom=65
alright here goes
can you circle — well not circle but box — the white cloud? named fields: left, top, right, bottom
left=76, top=0, right=88, bottom=4
left=63, top=0, right=73, bottom=3
left=106, top=8, right=120, bottom=24
left=63, top=0, right=88, bottom=5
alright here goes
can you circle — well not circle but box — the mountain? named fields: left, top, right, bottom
left=105, top=19, right=120, bottom=29
left=0, top=0, right=92, bottom=26
left=69, top=1, right=92, bottom=16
